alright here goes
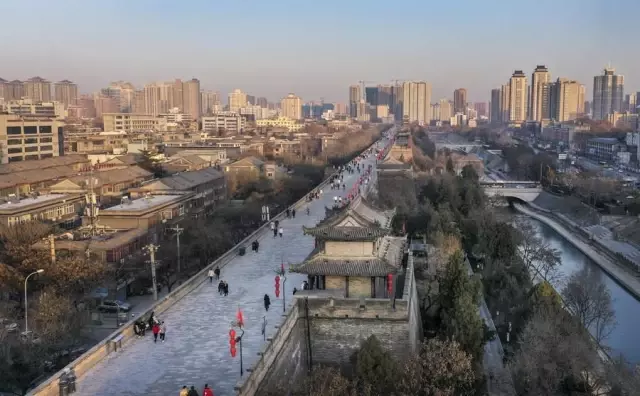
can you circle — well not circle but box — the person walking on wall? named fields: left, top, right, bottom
left=208, top=268, right=214, bottom=284
left=214, top=267, right=220, bottom=280
left=202, top=384, right=214, bottom=396
left=264, top=294, right=271, bottom=311
left=152, top=322, right=160, bottom=343
left=179, top=386, right=189, bottom=396
left=278, top=227, right=283, bottom=238
left=187, top=385, right=199, bottom=396
left=159, top=321, right=167, bottom=342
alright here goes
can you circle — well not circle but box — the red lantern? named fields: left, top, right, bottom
left=275, top=275, right=281, bottom=298
left=387, top=274, right=393, bottom=295
left=229, top=329, right=237, bottom=356
left=229, top=329, right=236, bottom=343
left=236, top=308, right=245, bottom=328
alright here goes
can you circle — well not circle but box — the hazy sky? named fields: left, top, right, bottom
left=1, top=0, right=638, bottom=103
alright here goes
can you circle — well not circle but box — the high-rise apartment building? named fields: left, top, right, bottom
left=624, top=93, right=637, bottom=112
left=0, top=80, right=24, bottom=101
left=377, top=85, right=393, bottom=109
left=99, top=82, right=134, bottom=113
left=529, top=65, right=551, bottom=121
left=549, top=78, right=585, bottom=122
left=349, top=85, right=361, bottom=118
left=132, top=90, right=145, bottom=114
left=593, top=67, right=624, bottom=120
left=490, top=89, right=501, bottom=122
left=392, top=85, right=403, bottom=121
left=246, top=95, right=256, bottom=106
left=402, top=81, right=432, bottom=125
left=256, top=97, right=268, bottom=108
left=473, top=102, right=487, bottom=118
left=365, top=87, right=377, bottom=106
left=143, top=82, right=172, bottom=116
left=509, top=70, right=527, bottom=123
left=182, top=78, right=201, bottom=120
left=24, top=77, right=52, bottom=102
left=201, top=91, right=220, bottom=116
left=228, top=89, right=248, bottom=113
left=77, top=95, right=97, bottom=119
left=172, top=79, right=184, bottom=111
left=53, top=80, right=78, bottom=108
left=439, top=99, right=453, bottom=121
left=453, top=88, right=467, bottom=113
left=500, top=84, right=511, bottom=123
left=94, top=96, right=120, bottom=118
left=334, top=103, right=348, bottom=115
left=280, top=94, right=302, bottom=120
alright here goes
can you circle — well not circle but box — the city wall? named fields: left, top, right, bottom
left=28, top=131, right=394, bottom=396
left=235, top=251, right=421, bottom=396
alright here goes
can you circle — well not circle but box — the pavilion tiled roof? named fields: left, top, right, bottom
left=302, top=226, right=390, bottom=241
left=291, top=256, right=398, bottom=277
left=311, top=196, right=394, bottom=231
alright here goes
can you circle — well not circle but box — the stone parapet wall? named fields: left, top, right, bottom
left=236, top=291, right=421, bottom=395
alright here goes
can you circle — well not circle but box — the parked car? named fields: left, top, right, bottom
left=4, top=321, right=18, bottom=333
left=98, top=300, right=131, bottom=313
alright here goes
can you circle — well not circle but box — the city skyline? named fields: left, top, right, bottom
left=0, top=0, right=637, bottom=102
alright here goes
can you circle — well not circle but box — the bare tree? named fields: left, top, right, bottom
left=397, top=338, right=476, bottom=396
left=509, top=306, right=599, bottom=395
left=562, top=267, right=617, bottom=345
left=515, top=218, right=561, bottom=283
left=602, top=356, right=640, bottom=395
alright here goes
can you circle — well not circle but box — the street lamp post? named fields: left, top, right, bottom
left=24, top=269, right=44, bottom=334
left=144, top=244, right=159, bottom=301
left=114, top=301, right=122, bottom=327
left=282, top=275, right=287, bottom=313
left=168, top=225, right=184, bottom=273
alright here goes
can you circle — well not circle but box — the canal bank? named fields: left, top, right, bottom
left=513, top=203, right=640, bottom=301
left=510, top=205, right=640, bottom=363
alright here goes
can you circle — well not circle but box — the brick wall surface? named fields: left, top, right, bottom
left=310, top=317, right=410, bottom=364
left=348, top=276, right=370, bottom=297
left=325, top=275, right=346, bottom=290
left=255, top=321, right=307, bottom=395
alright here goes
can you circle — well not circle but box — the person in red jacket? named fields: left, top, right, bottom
left=152, top=323, right=160, bottom=343
left=202, top=384, right=214, bottom=396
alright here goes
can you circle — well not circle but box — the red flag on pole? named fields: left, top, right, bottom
left=236, top=307, right=244, bottom=328
left=281, top=262, right=285, bottom=275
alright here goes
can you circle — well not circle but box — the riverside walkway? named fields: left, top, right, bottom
left=72, top=141, right=389, bottom=396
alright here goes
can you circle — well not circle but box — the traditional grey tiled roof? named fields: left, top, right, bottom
left=312, top=196, right=395, bottom=231
left=312, top=204, right=378, bottom=229
left=351, top=195, right=396, bottom=228
left=291, top=256, right=398, bottom=277
left=378, top=236, right=407, bottom=267
left=303, top=226, right=390, bottom=241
